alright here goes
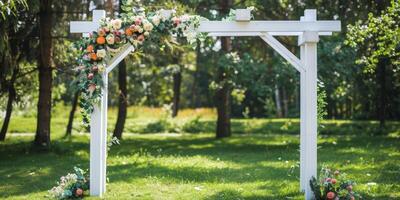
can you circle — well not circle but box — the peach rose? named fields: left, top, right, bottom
left=87, top=73, right=94, bottom=80
left=135, top=18, right=142, bottom=25
left=86, top=45, right=94, bottom=53
left=75, top=188, right=83, bottom=196
left=326, top=192, right=335, bottom=200
left=137, top=34, right=145, bottom=42
left=88, top=83, right=96, bottom=94
left=98, top=28, right=106, bottom=36
left=106, top=34, right=115, bottom=45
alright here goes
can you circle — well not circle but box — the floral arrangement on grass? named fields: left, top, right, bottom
left=310, top=167, right=362, bottom=200
left=72, top=8, right=206, bottom=125
left=48, top=167, right=89, bottom=200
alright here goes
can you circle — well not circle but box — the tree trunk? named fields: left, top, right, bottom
left=113, top=60, right=128, bottom=139
left=377, top=58, right=387, bottom=128
left=34, top=0, right=53, bottom=148
left=65, top=91, right=79, bottom=137
left=282, top=86, right=289, bottom=117
left=172, top=72, right=182, bottom=117
left=274, top=84, right=283, bottom=118
left=192, top=41, right=201, bottom=108
left=216, top=79, right=231, bottom=138
left=216, top=0, right=233, bottom=138
left=375, top=0, right=389, bottom=128
left=113, top=1, right=128, bottom=140
left=0, top=68, right=17, bottom=141
left=172, top=69, right=182, bottom=118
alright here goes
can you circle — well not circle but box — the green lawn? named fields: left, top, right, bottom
left=0, top=106, right=400, bottom=199
left=1, top=133, right=399, bottom=199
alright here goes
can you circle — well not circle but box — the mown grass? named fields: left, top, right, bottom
left=4, top=105, right=400, bottom=137
left=0, top=106, right=399, bottom=199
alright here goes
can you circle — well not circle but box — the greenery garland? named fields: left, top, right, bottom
left=72, top=9, right=207, bottom=125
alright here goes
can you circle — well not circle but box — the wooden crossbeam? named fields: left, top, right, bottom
left=198, top=21, right=341, bottom=33
left=207, top=32, right=332, bottom=37
left=106, top=44, right=135, bottom=74
left=70, top=10, right=105, bottom=37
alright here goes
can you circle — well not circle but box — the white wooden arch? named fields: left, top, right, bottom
left=70, top=9, right=340, bottom=199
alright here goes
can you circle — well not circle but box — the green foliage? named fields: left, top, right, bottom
left=144, top=119, right=171, bottom=133
left=48, top=167, right=89, bottom=200
left=182, top=116, right=203, bottom=133
left=310, top=167, right=362, bottom=200
left=72, top=6, right=206, bottom=126
left=346, top=0, right=400, bottom=73
left=0, top=0, right=27, bottom=20
left=318, top=81, right=328, bottom=129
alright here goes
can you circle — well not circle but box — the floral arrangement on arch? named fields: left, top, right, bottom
left=48, top=167, right=89, bottom=200
left=72, top=8, right=206, bottom=124
left=310, top=166, right=362, bottom=200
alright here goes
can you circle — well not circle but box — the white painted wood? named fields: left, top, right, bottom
left=299, top=15, right=306, bottom=193
left=298, top=31, right=319, bottom=45
left=299, top=44, right=306, bottom=192
left=90, top=100, right=104, bottom=196
left=70, top=10, right=106, bottom=37
left=235, top=9, right=251, bottom=21
left=304, top=9, right=317, bottom=21
left=303, top=41, right=318, bottom=200
left=68, top=8, right=341, bottom=199
left=101, top=72, right=108, bottom=194
left=89, top=71, right=108, bottom=197
left=260, top=33, right=305, bottom=73
left=106, top=44, right=135, bottom=74
left=207, top=31, right=332, bottom=37
left=300, top=9, right=319, bottom=200
left=198, top=20, right=341, bottom=33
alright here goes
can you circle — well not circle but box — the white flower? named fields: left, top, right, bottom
left=144, top=31, right=150, bottom=36
left=98, top=64, right=106, bottom=72
left=96, top=49, right=106, bottom=58
left=111, top=19, right=122, bottom=30
left=152, top=15, right=161, bottom=26
left=143, top=22, right=154, bottom=31
left=137, top=27, right=143, bottom=33
left=180, top=14, right=190, bottom=22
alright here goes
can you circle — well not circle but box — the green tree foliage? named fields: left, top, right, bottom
left=0, top=0, right=27, bottom=20
left=346, top=1, right=399, bottom=73
left=346, top=0, right=400, bottom=125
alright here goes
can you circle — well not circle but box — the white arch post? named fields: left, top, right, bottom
left=70, top=9, right=340, bottom=199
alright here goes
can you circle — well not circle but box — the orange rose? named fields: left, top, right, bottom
left=90, top=52, right=97, bottom=60
left=125, top=28, right=133, bottom=36
left=96, top=36, right=105, bottom=45
left=86, top=45, right=94, bottom=53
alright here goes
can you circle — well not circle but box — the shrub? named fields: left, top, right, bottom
left=182, top=116, right=204, bottom=133
left=144, top=119, right=170, bottom=133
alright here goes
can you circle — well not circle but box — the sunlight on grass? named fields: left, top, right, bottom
left=1, top=106, right=400, bottom=199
